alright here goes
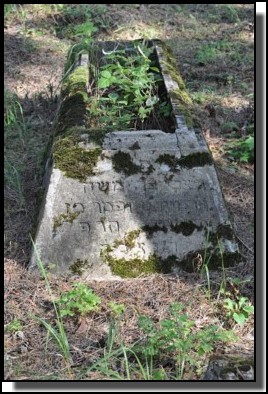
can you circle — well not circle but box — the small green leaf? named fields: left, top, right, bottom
left=100, top=70, right=112, bottom=79
left=243, top=305, right=254, bottom=314
left=150, top=66, right=160, bottom=72
left=98, top=78, right=111, bottom=89
left=233, top=312, right=246, bottom=325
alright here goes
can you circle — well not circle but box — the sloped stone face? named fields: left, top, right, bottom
left=30, top=40, right=240, bottom=280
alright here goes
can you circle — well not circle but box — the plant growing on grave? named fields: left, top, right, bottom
left=56, top=283, right=101, bottom=317
left=135, top=302, right=236, bottom=380
left=88, top=42, right=170, bottom=130
left=223, top=296, right=254, bottom=325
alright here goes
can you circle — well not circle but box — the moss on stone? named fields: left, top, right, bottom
left=179, top=152, right=213, bottom=168
left=53, top=135, right=102, bottom=182
left=156, top=151, right=212, bottom=171
left=53, top=211, right=80, bottom=232
left=104, top=252, right=177, bottom=278
left=155, top=153, right=181, bottom=171
left=107, top=254, right=162, bottom=278
left=69, top=259, right=90, bottom=276
left=54, top=93, right=88, bottom=136
left=170, top=221, right=202, bottom=236
left=208, top=224, right=236, bottom=246
left=155, top=41, right=203, bottom=129
left=63, top=126, right=109, bottom=148
left=62, top=66, right=89, bottom=96
left=64, top=43, right=91, bottom=74
left=112, top=151, right=141, bottom=176
left=55, top=62, right=89, bottom=136
left=113, top=229, right=142, bottom=249
left=100, top=227, right=178, bottom=278
left=142, top=224, right=168, bottom=238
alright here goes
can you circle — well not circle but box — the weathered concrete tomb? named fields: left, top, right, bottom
left=30, top=40, right=240, bottom=279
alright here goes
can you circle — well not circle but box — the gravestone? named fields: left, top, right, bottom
left=30, top=40, right=240, bottom=280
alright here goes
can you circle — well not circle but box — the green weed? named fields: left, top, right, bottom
left=4, top=4, right=18, bottom=21
left=56, top=283, right=101, bottom=317
left=225, top=134, right=254, bottom=163
left=31, top=238, right=71, bottom=363
left=223, top=296, right=254, bottom=325
left=5, top=318, right=23, bottom=333
left=88, top=42, right=168, bottom=130
left=136, top=302, right=236, bottom=380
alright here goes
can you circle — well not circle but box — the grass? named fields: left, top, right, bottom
left=4, top=4, right=254, bottom=381
left=31, top=238, right=72, bottom=364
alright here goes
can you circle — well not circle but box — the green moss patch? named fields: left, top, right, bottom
left=107, top=254, right=163, bottom=278
left=53, top=136, right=102, bottom=182
left=62, top=66, right=89, bottom=96
left=156, top=41, right=202, bottom=129
left=100, top=228, right=179, bottom=278
left=102, top=252, right=177, bottom=278
left=112, top=151, right=141, bottom=176
left=113, top=229, right=142, bottom=249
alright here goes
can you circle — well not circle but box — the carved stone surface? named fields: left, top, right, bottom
left=29, top=40, right=240, bottom=280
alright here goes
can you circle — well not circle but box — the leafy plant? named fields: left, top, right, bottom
left=225, top=134, right=254, bottom=163
left=4, top=4, right=18, bottom=21
left=56, top=283, right=101, bottom=317
left=223, top=296, right=254, bottom=325
left=220, top=4, right=240, bottom=23
left=73, top=21, right=97, bottom=39
left=88, top=42, right=168, bottom=130
left=136, top=302, right=235, bottom=379
left=108, top=302, right=125, bottom=317
left=5, top=318, right=23, bottom=333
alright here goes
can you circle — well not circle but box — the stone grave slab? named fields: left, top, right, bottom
left=30, top=40, right=240, bottom=280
